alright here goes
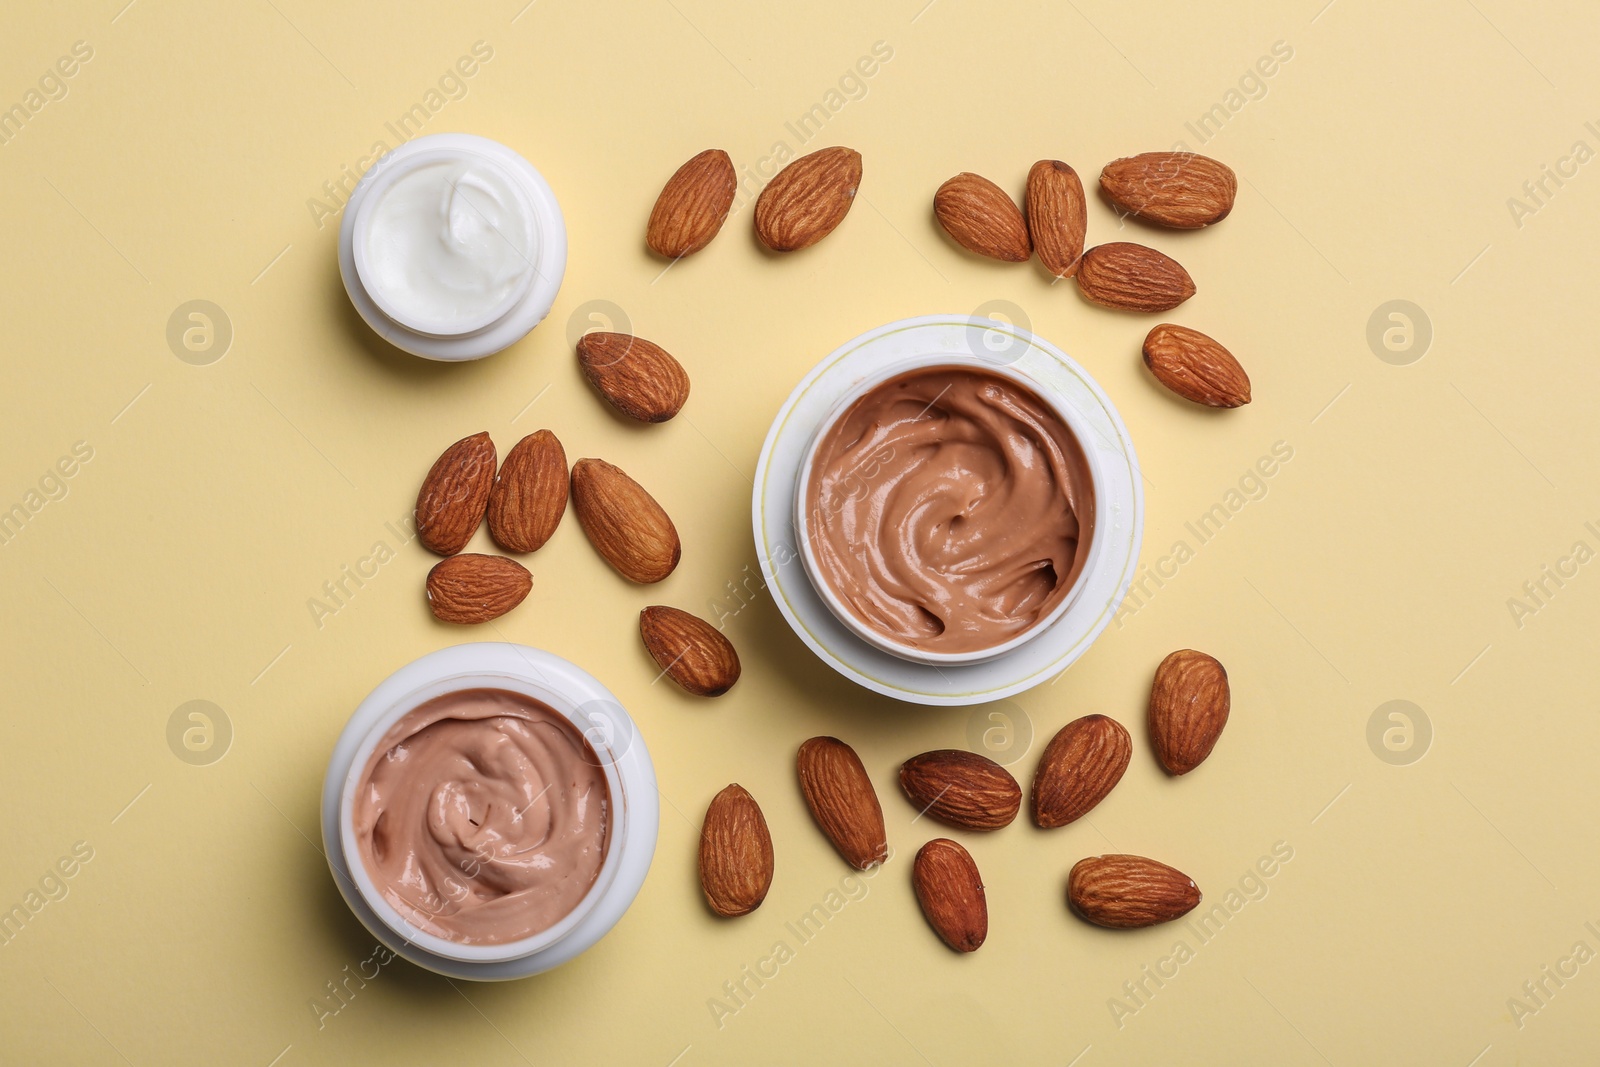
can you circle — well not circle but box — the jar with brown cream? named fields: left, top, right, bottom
left=323, top=644, right=658, bottom=980
left=799, top=363, right=1096, bottom=663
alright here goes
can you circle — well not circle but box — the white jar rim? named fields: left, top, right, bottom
left=321, top=643, right=658, bottom=980
left=793, top=357, right=1108, bottom=667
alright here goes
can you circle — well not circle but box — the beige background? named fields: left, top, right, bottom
left=2, top=0, right=1597, bottom=1062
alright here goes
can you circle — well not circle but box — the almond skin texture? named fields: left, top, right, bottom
left=640, top=606, right=741, bottom=697
left=1100, top=152, right=1237, bottom=229
left=1076, top=243, right=1196, bottom=312
left=1149, top=649, right=1230, bottom=775
left=899, top=750, right=1021, bottom=831
left=647, top=149, right=736, bottom=258
left=754, top=146, right=862, bottom=252
left=1026, top=160, right=1088, bottom=277
left=1031, top=715, right=1133, bottom=829
left=487, top=430, right=568, bottom=553
left=913, top=839, right=987, bottom=953
left=415, top=432, right=496, bottom=556
left=1068, top=854, right=1202, bottom=928
left=570, top=458, right=681, bottom=584
left=934, top=173, right=1031, bottom=262
left=425, top=553, right=531, bottom=624
left=576, top=331, right=690, bottom=423
left=699, top=784, right=774, bottom=917
left=1142, top=324, right=1251, bottom=408
left=797, top=736, right=887, bottom=870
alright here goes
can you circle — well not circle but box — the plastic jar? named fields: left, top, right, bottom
left=337, top=133, right=567, bottom=361
left=321, top=643, right=657, bottom=980
left=753, top=315, right=1145, bottom=706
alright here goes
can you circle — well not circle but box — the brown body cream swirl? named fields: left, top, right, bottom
left=352, top=688, right=609, bottom=945
left=803, top=365, right=1094, bottom=656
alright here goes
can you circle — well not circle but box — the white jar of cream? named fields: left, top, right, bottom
left=321, top=643, right=658, bottom=980
left=338, top=133, right=567, bottom=361
left=753, top=315, right=1145, bottom=706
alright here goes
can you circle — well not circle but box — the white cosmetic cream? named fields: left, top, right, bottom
left=339, top=133, right=567, bottom=361
left=362, top=159, right=536, bottom=333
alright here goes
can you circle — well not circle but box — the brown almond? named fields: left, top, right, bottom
left=1101, top=152, right=1237, bottom=229
left=1030, top=715, right=1132, bottom=829
left=1076, top=242, right=1196, bottom=313
left=699, top=784, right=774, bottom=917
left=415, top=432, right=496, bottom=556
left=754, top=146, right=862, bottom=252
left=933, top=172, right=1031, bottom=262
left=1142, top=324, right=1251, bottom=408
left=1149, top=649, right=1230, bottom=775
left=1068, top=854, right=1202, bottom=928
left=487, top=430, right=568, bottom=553
left=647, top=149, right=737, bottom=258
left=899, top=750, right=1021, bottom=831
left=576, top=332, right=690, bottom=423
left=425, top=553, right=531, bottom=624
left=570, top=458, right=680, bottom=584
left=913, top=839, right=987, bottom=953
left=1026, top=160, right=1088, bottom=277
left=797, top=736, right=887, bottom=870
left=640, top=606, right=740, bottom=697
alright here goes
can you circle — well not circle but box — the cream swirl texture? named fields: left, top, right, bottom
left=805, top=366, right=1094, bottom=654
left=362, top=157, right=536, bottom=330
left=353, top=688, right=609, bottom=945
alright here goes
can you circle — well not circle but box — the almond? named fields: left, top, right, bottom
left=640, top=606, right=740, bottom=697
left=797, top=736, right=887, bottom=870
left=754, top=146, right=862, bottom=252
left=487, top=430, right=568, bottom=553
left=933, top=172, right=1030, bottom=262
left=1100, top=152, right=1237, bottom=229
left=1142, top=324, right=1250, bottom=408
left=1149, top=649, right=1230, bottom=775
left=1067, top=854, right=1201, bottom=928
left=647, top=148, right=737, bottom=259
left=1026, top=160, right=1088, bottom=277
left=912, top=839, right=987, bottom=953
left=576, top=331, right=690, bottom=423
left=425, top=553, right=531, bottom=624
left=415, top=432, right=496, bottom=556
left=1030, top=715, right=1132, bottom=829
left=1076, top=242, right=1196, bottom=312
left=570, top=458, right=680, bottom=584
left=899, top=750, right=1021, bottom=831
left=699, top=784, right=774, bottom=917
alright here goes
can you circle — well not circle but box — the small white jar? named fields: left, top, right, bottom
left=753, top=315, right=1145, bottom=706
left=338, top=133, right=567, bottom=361
left=793, top=357, right=1108, bottom=668
left=321, top=643, right=657, bottom=980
